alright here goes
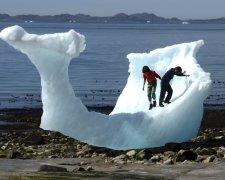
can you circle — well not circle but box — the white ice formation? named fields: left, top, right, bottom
left=0, top=26, right=212, bottom=150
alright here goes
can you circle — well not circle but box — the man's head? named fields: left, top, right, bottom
left=142, top=66, right=150, bottom=73
left=175, top=66, right=182, bottom=74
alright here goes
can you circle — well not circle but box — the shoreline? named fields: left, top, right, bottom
left=0, top=106, right=225, bottom=179
left=0, top=106, right=225, bottom=129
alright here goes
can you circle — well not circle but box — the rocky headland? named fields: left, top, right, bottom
left=1, top=13, right=225, bottom=24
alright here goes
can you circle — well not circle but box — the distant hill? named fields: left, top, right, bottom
left=0, top=13, right=224, bottom=24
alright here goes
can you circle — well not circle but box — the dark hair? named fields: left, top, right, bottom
left=175, top=66, right=182, bottom=74
left=142, top=66, right=150, bottom=73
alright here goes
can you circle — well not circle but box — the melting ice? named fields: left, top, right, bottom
left=0, top=26, right=211, bottom=150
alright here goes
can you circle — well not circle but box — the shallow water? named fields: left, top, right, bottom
left=4, top=172, right=162, bottom=180
left=0, top=159, right=162, bottom=180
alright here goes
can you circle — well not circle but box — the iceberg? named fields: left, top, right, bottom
left=0, top=26, right=211, bottom=150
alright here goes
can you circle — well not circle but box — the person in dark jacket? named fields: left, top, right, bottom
left=159, top=66, right=189, bottom=107
left=142, top=66, right=161, bottom=109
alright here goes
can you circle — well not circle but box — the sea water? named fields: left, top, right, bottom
left=0, top=22, right=225, bottom=109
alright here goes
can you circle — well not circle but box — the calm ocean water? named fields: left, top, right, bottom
left=0, top=22, right=225, bottom=109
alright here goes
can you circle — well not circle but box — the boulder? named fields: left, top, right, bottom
left=176, top=150, right=197, bottom=162
left=136, top=149, right=153, bottom=160
left=23, top=132, right=43, bottom=145
left=126, top=150, right=137, bottom=157
left=7, top=150, right=21, bottom=159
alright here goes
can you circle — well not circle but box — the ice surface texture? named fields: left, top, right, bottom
left=0, top=26, right=211, bottom=150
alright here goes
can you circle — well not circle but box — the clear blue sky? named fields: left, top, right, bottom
left=0, top=0, right=224, bottom=20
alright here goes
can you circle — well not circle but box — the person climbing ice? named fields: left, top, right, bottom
left=142, top=66, right=161, bottom=109
left=159, top=66, right=189, bottom=107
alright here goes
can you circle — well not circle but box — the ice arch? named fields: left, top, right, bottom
left=0, top=26, right=211, bottom=150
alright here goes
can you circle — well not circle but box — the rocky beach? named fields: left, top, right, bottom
left=0, top=107, right=225, bottom=179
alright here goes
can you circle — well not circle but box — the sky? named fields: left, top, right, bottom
left=0, top=0, right=224, bottom=20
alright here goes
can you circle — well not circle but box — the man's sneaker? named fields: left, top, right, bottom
left=164, top=101, right=171, bottom=104
left=159, top=103, right=164, bottom=107
left=149, top=104, right=153, bottom=110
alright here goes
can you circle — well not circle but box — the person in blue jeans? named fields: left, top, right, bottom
left=159, top=66, right=189, bottom=107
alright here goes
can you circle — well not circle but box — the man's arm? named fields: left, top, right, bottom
left=154, top=72, right=162, bottom=80
left=142, top=79, right=146, bottom=91
left=175, top=71, right=189, bottom=77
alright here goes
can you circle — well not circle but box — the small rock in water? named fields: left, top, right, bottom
left=38, top=165, right=67, bottom=172
left=86, top=166, right=93, bottom=171
left=73, top=167, right=86, bottom=172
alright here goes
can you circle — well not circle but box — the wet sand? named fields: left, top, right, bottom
left=201, top=109, right=225, bottom=128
